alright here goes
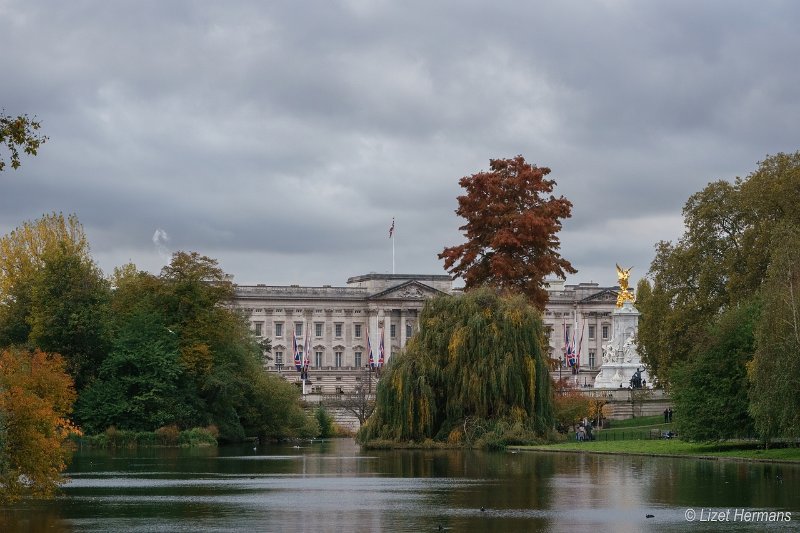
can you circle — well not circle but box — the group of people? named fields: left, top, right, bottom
left=663, top=407, right=674, bottom=423
left=576, top=418, right=595, bottom=441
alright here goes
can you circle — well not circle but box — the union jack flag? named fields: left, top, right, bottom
left=378, top=327, right=385, bottom=367
left=368, top=328, right=375, bottom=368
left=303, top=323, right=311, bottom=368
left=293, top=328, right=302, bottom=371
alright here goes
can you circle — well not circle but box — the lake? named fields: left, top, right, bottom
left=1, top=439, right=797, bottom=532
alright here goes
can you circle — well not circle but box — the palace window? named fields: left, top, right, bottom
left=335, top=351, right=343, bottom=368
left=354, top=351, right=362, bottom=368
left=275, top=352, right=283, bottom=366
left=315, top=351, right=322, bottom=368
left=335, top=323, right=343, bottom=338
left=588, top=325, right=595, bottom=340
left=354, top=324, right=362, bottom=338
left=254, top=322, right=263, bottom=337
left=315, top=322, right=323, bottom=337
left=602, top=325, right=609, bottom=340
left=275, top=322, right=283, bottom=338
left=589, top=350, right=596, bottom=369
left=390, top=324, right=396, bottom=338
left=406, top=323, right=413, bottom=339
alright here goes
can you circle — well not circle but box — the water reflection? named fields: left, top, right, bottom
left=0, top=440, right=797, bottom=532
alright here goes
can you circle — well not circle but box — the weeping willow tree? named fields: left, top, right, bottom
left=357, top=289, right=554, bottom=445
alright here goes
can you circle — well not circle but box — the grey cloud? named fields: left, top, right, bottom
left=2, top=0, right=799, bottom=289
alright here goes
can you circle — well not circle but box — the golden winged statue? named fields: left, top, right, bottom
left=615, top=264, right=635, bottom=308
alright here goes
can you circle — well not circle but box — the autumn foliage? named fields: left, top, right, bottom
left=0, top=348, right=79, bottom=502
left=439, top=155, right=575, bottom=309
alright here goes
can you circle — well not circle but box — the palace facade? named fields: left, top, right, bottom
left=233, top=273, right=622, bottom=393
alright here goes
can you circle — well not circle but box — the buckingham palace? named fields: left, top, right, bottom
left=233, top=273, right=622, bottom=393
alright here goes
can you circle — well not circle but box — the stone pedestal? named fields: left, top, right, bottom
left=593, top=301, right=651, bottom=389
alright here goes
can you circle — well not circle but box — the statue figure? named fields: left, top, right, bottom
left=629, top=367, right=642, bottom=389
left=601, top=342, right=613, bottom=364
left=622, top=332, right=637, bottom=363
left=615, top=264, right=636, bottom=308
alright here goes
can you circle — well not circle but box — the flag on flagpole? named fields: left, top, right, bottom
left=565, top=318, right=577, bottom=367
left=293, top=328, right=301, bottom=371
left=575, top=317, right=584, bottom=369
left=367, top=328, right=375, bottom=369
left=378, top=327, right=385, bottom=367
left=389, top=218, right=395, bottom=238
left=303, top=323, right=311, bottom=368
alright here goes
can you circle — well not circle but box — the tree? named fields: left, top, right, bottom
left=0, top=112, right=47, bottom=172
left=75, top=310, right=202, bottom=434
left=553, top=389, right=590, bottom=434
left=0, top=213, right=89, bottom=301
left=636, top=182, right=747, bottom=383
left=669, top=301, right=757, bottom=442
left=439, top=156, right=575, bottom=309
left=93, top=252, right=317, bottom=441
left=637, top=151, right=800, bottom=384
left=238, top=369, right=319, bottom=439
left=748, top=224, right=800, bottom=442
left=357, top=289, right=554, bottom=446
left=27, top=244, right=111, bottom=390
left=338, top=371, right=376, bottom=426
left=0, top=348, right=78, bottom=502
left=0, top=214, right=108, bottom=389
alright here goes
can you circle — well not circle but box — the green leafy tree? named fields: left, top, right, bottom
left=638, top=151, right=800, bottom=384
left=0, top=214, right=108, bottom=390
left=0, top=213, right=89, bottom=304
left=27, top=244, right=111, bottom=390
left=97, top=252, right=316, bottom=441
left=358, top=289, right=553, bottom=445
left=315, top=407, right=334, bottom=438
left=748, top=224, right=800, bottom=442
left=439, top=156, right=575, bottom=310
left=670, top=302, right=757, bottom=441
left=0, top=112, right=47, bottom=172
left=75, top=310, right=202, bottom=434
left=239, top=371, right=319, bottom=439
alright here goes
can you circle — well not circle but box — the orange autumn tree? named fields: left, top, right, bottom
left=0, top=348, right=78, bottom=502
left=439, top=156, right=575, bottom=310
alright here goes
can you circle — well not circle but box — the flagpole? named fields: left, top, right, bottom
left=389, top=217, right=395, bottom=275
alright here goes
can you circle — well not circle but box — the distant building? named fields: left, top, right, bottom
left=233, top=273, right=621, bottom=392
left=541, top=279, right=621, bottom=387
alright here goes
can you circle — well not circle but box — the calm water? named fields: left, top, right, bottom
left=1, top=439, right=798, bottom=532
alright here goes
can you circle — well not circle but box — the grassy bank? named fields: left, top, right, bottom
left=514, top=439, right=800, bottom=462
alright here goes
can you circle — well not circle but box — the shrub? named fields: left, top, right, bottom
left=155, top=425, right=180, bottom=446
left=178, top=427, right=217, bottom=447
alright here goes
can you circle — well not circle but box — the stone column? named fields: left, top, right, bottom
left=400, top=308, right=407, bottom=348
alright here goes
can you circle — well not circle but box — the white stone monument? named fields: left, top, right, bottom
left=593, top=265, right=651, bottom=389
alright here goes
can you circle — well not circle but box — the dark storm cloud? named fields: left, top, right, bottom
left=2, top=0, right=799, bottom=288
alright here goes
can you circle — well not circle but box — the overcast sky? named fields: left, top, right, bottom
left=2, top=1, right=799, bottom=289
